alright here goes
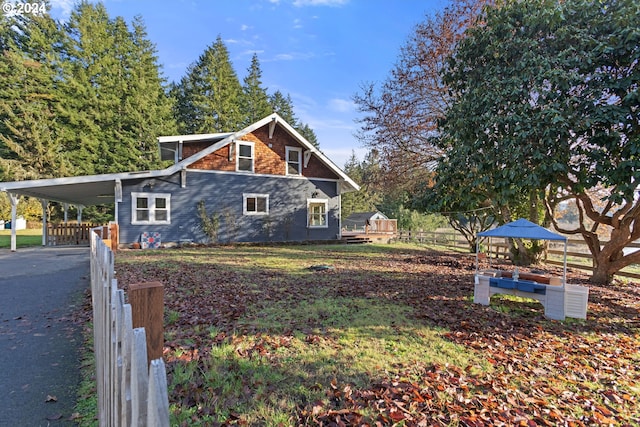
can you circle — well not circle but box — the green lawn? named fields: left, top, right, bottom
left=0, top=229, right=42, bottom=248
left=72, top=243, right=640, bottom=426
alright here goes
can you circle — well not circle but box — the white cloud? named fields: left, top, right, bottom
left=328, top=98, right=354, bottom=113
left=270, top=51, right=316, bottom=61
left=240, top=24, right=251, bottom=31
left=274, top=53, right=295, bottom=61
left=292, top=0, right=349, bottom=7
left=49, top=0, right=75, bottom=19
left=293, top=18, right=303, bottom=29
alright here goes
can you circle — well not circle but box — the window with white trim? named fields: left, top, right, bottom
left=237, top=141, right=254, bottom=172
left=131, top=192, right=171, bottom=224
left=285, top=146, right=302, bottom=175
left=307, top=198, right=328, bottom=228
left=243, top=193, right=269, bottom=215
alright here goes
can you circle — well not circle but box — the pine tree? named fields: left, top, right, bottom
left=60, top=1, right=116, bottom=175
left=268, top=90, right=319, bottom=147
left=118, top=15, right=176, bottom=170
left=241, top=53, right=271, bottom=125
left=269, top=90, right=297, bottom=124
left=0, top=12, right=72, bottom=180
left=60, top=2, right=174, bottom=174
left=174, top=36, right=244, bottom=134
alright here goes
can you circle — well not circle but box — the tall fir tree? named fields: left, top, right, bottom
left=173, top=35, right=244, bottom=134
left=268, top=90, right=319, bottom=147
left=0, top=11, right=72, bottom=180
left=60, top=1, right=117, bottom=175
left=269, top=90, right=297, bottom=124
left=118, top=15, right=176, bottom=169
left=61, top=1, right=173, bottom=175
left=241, top=53, right=271, bottom=125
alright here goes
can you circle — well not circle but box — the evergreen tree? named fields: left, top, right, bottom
left=60, top=1, right=117, bottom=175
left=0, top=12, right=72, bottom=180
left=269, top=90, right=319, bottom=148
left=241, top=53, right=271, bottom=125
left=60, top=2, right=174, bottom=174
left=120, top=15, right=176, bottom=169
left=173, top=35, right=244, bottom=133
left=269, top=90, right=297, bottom=125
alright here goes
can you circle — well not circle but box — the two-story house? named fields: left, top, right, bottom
left=1, top=113, right=360, bottom=248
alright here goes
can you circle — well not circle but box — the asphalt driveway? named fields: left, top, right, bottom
left=0, top=246, right=90, bottom=426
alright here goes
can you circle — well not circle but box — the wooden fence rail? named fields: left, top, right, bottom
left=394, top=230, right=640, bottom=280
left=90, top=229, right=170, bottom=426
left=48, top=223, right=98, bottom=246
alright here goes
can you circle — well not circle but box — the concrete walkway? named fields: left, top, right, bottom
left=0, top=246, right=90, bottom=426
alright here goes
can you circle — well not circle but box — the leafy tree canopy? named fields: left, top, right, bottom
left=439, top=0, right=640, bottom=283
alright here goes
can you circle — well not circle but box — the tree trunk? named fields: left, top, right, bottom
left=588, top=232, right=634, bottom=285
left=590, top=267, right=613, bottom=286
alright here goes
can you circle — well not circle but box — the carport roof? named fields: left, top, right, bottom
left=0, top=169, right=169, bottom=206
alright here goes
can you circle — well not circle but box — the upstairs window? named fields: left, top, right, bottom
left=131, top=192, right=171, bottom=224
left=286, top=146, right=302, bottom=175
left=243, top=193, right=269, bottom=215
left=237, top=142, right=254, bottom=172
left=307, top=198, right=328, bottom=228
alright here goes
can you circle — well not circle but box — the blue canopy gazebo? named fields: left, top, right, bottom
left=476, top=218, right=568, bottom=286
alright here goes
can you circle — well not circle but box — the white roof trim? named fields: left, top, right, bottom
left=157, top=132, right=233, bottom=143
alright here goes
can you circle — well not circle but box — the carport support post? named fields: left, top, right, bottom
left=8, top=193, right=19, bottom=252
left=77, top=206, right=83, bottom=225
left=41, top=199, right=48, bottom=246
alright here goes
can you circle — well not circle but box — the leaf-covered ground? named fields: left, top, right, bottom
left=114, top=244, right=639, bottom=426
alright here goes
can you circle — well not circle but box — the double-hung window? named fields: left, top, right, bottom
left=131, top=192, right=171, bottom=224
left=243, top=193, right=269, bottom=215
left=285, top=146, right=302, bottom=175
left=237, top=141, right=254, bottom=172
left=307, top=198, right=328, bottom=228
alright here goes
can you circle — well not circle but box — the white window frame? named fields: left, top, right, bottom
left=285, top=146, right=302, bottom=176
left=243, top=193, right=269, bottom=216
left=131, top=192, right=171, bottom=225
left=307, top=198, right=328, bottom=228
left=236, top=141, right=255, bottom=173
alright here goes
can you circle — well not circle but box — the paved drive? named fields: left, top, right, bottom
left=0, top=246, right=90, bottom=426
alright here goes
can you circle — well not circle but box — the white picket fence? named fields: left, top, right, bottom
left=90, top=230, right=170, bottom=426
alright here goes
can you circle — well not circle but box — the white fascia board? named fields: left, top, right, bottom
left=157, top=132, right=233, bottom=143
left=0, top=169, right=173, bottom=192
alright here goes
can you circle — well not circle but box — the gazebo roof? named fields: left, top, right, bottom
left=478, top=218, right=566, bottom=241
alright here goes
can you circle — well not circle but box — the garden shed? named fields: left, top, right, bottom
left=343, top=211, right=388, bottom=232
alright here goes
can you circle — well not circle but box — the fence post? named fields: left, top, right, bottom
left=129, top=282, right=164, bottom=366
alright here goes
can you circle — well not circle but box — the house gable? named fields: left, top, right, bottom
left=161, top=114, right=355, bottom=190
left=184, top=121, right=340, bottom=180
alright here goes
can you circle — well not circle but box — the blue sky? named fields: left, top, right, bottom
left=49, top=0, right=449, bottom=168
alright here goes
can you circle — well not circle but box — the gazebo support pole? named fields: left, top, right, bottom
left=563, top=240, right=568, bottom=287
left=8, top=193, right=19, bottom=252
left=475, top=240, right=479, bottom=275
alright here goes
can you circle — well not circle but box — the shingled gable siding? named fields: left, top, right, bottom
left=118, top=171, right=341, bottom=245
left=186, top=125, right=340, bottom=180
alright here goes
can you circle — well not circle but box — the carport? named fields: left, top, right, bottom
left=0, top=170, right=162, bottom=251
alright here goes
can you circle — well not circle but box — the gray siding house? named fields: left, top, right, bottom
left=1, top=114, right=360, bottom=248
